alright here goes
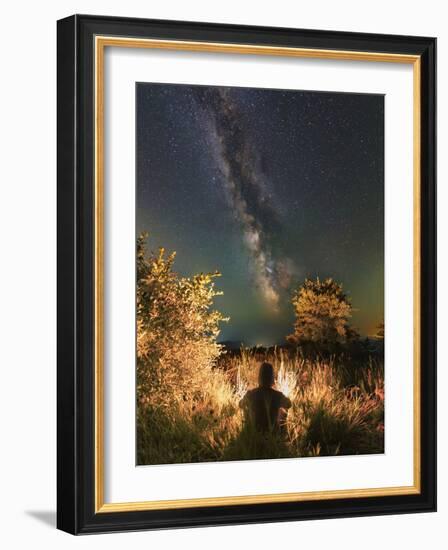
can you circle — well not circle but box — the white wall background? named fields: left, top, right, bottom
left=0, top=1, right=444, bottom=547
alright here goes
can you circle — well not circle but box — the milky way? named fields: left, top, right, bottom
left=193, top=87, right=294, bottom=311
left=136, top=83, right=384, bottom=343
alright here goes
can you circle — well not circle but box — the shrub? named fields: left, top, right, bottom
left=136, top=233, right=228, bottom=409
left=288, top=277, right=355, bottom=351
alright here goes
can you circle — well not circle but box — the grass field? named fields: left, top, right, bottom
left=137, top=347, right=384, bottom=465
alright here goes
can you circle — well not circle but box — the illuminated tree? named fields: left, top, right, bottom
left=136, top=233, right=227, bottom=408
left=288, top=277, right=353, bottom=348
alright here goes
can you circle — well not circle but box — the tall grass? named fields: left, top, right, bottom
left=137, top=348, right=384, bottom=465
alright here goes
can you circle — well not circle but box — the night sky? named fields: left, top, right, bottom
left=136, top=83, right=384, bottom=345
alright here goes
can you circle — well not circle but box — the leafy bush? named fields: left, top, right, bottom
left=288, top=277, right=356, bottom=351
left=136, top=233, right=228, bottom=409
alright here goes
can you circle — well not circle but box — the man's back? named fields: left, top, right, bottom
left=241, top=387, right=291, bottom=433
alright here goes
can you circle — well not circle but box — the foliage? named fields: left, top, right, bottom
left=136, top=239, right=384, bottom=465
left=137, top=373, right=241, bottom=465
left=138, top=347, right=384, bottom=464
left=136, top=233, right=228, bottom=409
left=288, top=277, right=355, bottom=350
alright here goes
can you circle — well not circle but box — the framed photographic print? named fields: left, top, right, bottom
left=57, top=15, right=436, bottom=534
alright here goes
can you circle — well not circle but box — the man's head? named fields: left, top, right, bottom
left=258, top=362, right=275, bottom=388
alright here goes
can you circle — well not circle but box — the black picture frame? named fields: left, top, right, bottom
left=57, top=14, right=436, bottom=534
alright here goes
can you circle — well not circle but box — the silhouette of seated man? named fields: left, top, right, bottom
left=239, top=362, right=292, bottom=434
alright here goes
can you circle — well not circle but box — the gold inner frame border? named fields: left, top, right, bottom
left=94, top=35, right=421, bottom=513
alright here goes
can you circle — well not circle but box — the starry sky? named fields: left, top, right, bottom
left=136, top=83, right=384, bottom=345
